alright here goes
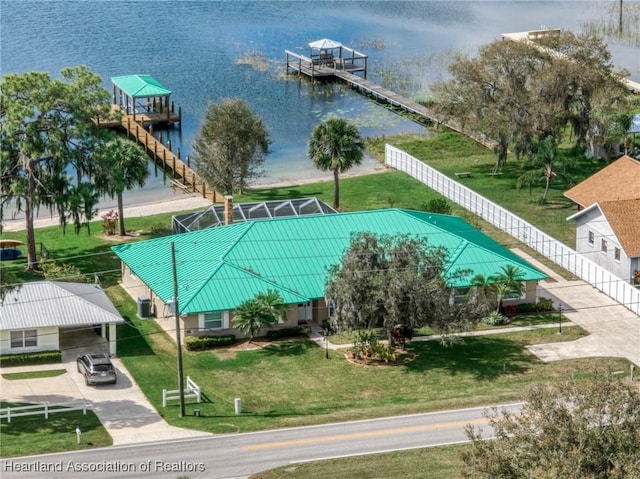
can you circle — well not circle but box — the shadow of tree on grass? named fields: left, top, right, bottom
left=403, top=336, right=531, bottom=380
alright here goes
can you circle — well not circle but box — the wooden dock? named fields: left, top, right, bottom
left=334, top=71, right=496, bottom=149
left=285, top=47, right=368, bottom=78
left=120, top=115, right=220, bottom=203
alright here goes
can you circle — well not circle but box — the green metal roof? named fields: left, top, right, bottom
left=112, top=209, right=546, bottom=314
left=111, top=74, right=172, bottom=98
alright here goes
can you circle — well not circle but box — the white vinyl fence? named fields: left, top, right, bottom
left=0, top=401, right=89, bottom=423
left=162, top=376, right=201, bottom=407
left=385, top=144, right=640, bottom=315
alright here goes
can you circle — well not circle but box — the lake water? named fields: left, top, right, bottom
left=2, top=0, right=638, bottom=205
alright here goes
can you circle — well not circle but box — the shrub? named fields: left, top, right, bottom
left=184, top=335, right=236, bottom=351
left=101, top=209, right=118, bottom=235
left=515, top=302, right=538, bottom=314
left=501, top=303, right=517, bottom=318
left=0, top=350, right=62, bottom=367
left=371, top=343, right=397, bottom=363
left=149, top=223, right=172, bottom=238
left=536, top=297, right=554, bottom=312
left=352, top=330, right=379, bottom=357
left=266, top=327, right=302, bottom=340
left=40, top=260, right=89, bottom=283
left=484, top=311, right=509, bottom=326
left=421, top=198, right=452, bottom=215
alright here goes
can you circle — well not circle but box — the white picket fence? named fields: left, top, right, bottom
left=385, top=144, right=640, bottom=315
left=0, top=401, right=89, bottom=423
left=162, top=376, right=201, bottom=407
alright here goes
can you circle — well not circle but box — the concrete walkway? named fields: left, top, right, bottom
left=309, top=249, right=639, bottom=367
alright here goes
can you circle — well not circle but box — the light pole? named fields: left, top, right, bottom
left=558, top=303, right=563, bottom=334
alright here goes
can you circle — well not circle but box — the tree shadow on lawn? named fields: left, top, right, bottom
left=403, top=336, right=531, bottom=380
left=242, top=188, right=325, bottom=202
left=257, top=339, right=317, bottom=358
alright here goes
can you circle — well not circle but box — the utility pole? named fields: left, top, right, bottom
left=171, top=241, right=186, bottom=417
left=619, top=0, right=623, bottom=35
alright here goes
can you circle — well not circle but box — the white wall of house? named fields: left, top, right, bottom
left=0, top=326, right=59, bottom=355
left=574, top=208, right=634, bottom=282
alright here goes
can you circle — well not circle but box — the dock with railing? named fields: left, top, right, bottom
left=120, top=114, right=221, bottom=203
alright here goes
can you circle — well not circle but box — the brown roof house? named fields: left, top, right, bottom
left=565, top=155, right=640, bottom=285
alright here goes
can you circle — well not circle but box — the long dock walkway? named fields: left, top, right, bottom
left=121, top=115, right=220, bottom=203
left=334, top=71, right=496, bottom=149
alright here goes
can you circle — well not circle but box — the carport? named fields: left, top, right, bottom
left=0, top=281, right=124, bottom=357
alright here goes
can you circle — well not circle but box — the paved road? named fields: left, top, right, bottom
left=0, top=403, right=521, bottom=479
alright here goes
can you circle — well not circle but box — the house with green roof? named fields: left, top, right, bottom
left=112, top=209, right=546, bottom=341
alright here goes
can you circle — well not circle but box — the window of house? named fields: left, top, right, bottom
left=10, top=329, right=38, bottom=349
left=202, top=311, right=224, bottom=329
left=601, top=239, right=608, bottom=254
left=614, top=247, right=621, bottom=262
left=201, top=311, right=225, bottom=330
left=588, top=231, right=594, bottom=246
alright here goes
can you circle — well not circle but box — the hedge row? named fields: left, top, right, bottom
left=0, top=350, right=62, bottom=367
left=184, top=335, right=236, bottom=351
left=266, top=327, right=303, bottom=340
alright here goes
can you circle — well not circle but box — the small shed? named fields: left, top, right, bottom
left=111, top=74, right=173, bottom=122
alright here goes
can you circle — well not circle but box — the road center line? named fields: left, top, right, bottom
left=243, top=417, right=488, bottom=451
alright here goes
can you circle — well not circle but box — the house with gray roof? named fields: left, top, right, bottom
left=0, top=281, right=124, bottom=355
left=112, top=208, right=547, bottom=342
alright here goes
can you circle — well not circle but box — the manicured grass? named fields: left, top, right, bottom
left=111, top=288, right=627, bottom=434
left=366, top=130, right=607, bottom=248
left=0, top=402, right=111, bottom=458
left=250, top=443, right=467, bottom=479
left=2, top=369, right=66, bottom=380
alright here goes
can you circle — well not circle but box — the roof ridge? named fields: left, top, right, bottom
left=223, top=261, right=310, bottom=302
left=178, top=260, right=226, bottom=312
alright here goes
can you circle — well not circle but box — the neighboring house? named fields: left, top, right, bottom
left=0, top=281, right=124, bottom=355
left=112, top=208, right=546, bottom=342
left=565, top=155, right=640, bottom=285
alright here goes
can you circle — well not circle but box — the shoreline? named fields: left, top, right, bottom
left=1, top=162, right=389, bottom=233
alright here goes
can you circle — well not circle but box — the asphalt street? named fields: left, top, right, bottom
left=0, top=403, right=522, bottom=479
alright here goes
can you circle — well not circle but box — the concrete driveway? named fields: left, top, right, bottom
left=513, top=249, right=640, bottom=367
left=1, top=329, right=209, bottom=445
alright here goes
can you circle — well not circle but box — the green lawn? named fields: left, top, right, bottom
left=366, top=130, right=607, bottom=248
left=0, top=402, right=111, bottom=458
left=250, top=443, right=467, bottom=479
left=2, top=369, right=66, bottom=381
left=110, top=286, right=627, bottom=434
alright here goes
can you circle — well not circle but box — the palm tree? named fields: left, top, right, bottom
left=95, top=136, right=149, bottom=236
left=516, top=136, right=573, bottom=202
left=308, top=118, right=364, bottom=209
left=257, top=289, right=288, bottom=323
left=232, top=298, right=270, bottom=342
left=232, top=290, right=287, bottom=342
left=472, top=265, right=525, bottom=312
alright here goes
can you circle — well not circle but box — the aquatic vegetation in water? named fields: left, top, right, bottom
left=358, top=39, right=388, bottom=50
left=235, top=50, right=277, bottom=72
left=582, top=2, right=640, bottom=46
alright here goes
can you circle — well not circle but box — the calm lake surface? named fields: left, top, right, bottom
left=2, top=0, right=638, bottom=205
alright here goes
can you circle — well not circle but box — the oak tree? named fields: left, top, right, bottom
left=463, top=372, right=640, bottom=479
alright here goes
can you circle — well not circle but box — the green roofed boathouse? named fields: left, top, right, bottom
left=111, top=74, right=181, bottom=126
left=112, top=208, right=547, bottom=343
